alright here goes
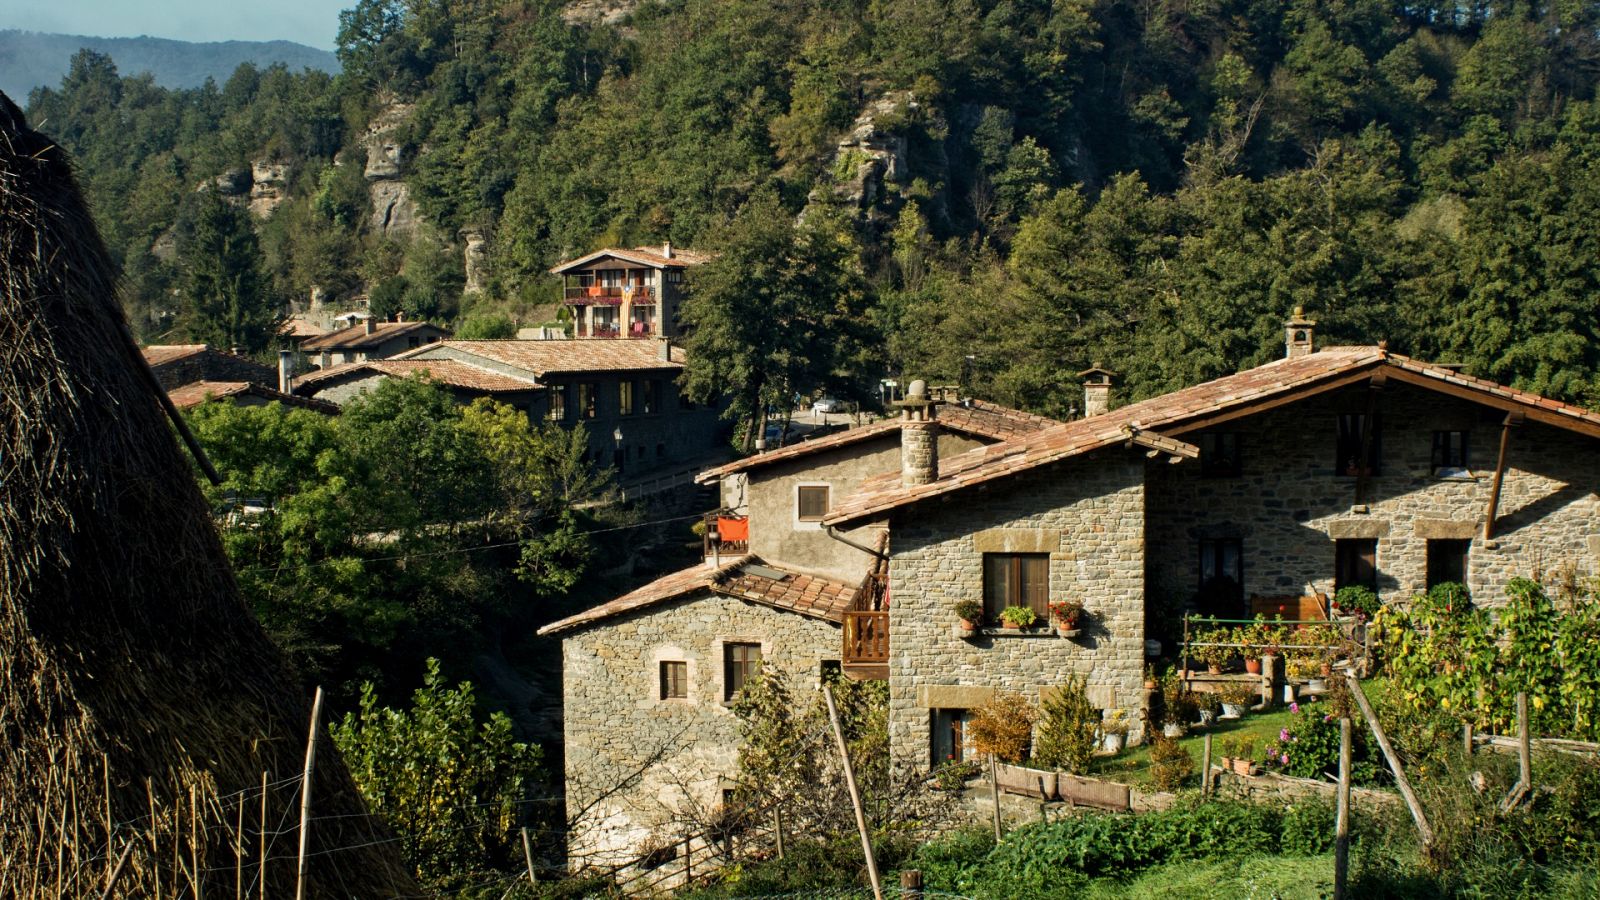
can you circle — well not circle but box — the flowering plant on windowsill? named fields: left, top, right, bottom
left=998, top=605, right=1038, bottom=629
left=1048, top=599, right=1085, bottom=629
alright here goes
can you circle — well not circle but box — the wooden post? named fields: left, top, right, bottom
left=521, top=827, right=537, bottom=885
left=1181, top=613, right=1191, bottom=679
left=1346, top=675, right=1433, bottom=850
left=1502, top=691, right=1533, bottom=810
left=98, top=841, right=134, bottom=900
left=1482, top=413, right=1519, bottom=539
left=683, top=836, right=692, bottom=886
left=1201, top=733, right=1214, bottom=798
left=900, top=869, right=924, bottom=899
left=236, top=785, right=245, bottom=900
left=773, top=807, right=785, bottom=860
left=295, top=687, right=324, bottom=900
left=989, top=754, right=1003, bottom=843
left=1463, top=722, right=1474, bottom=757
left=259, top=772, right=268, bottom=900
left=825, top=686, right=883, bottom=900
left=190, top=783, right=202, bottom=900
left=1334, top=718, right=1351, bottom=900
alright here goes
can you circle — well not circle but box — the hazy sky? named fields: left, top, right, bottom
left=5, top=1, right=349, bottom=50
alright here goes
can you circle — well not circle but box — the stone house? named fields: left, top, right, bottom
left=538, top=399, right=1058, bottom=864
left=294, top=337, right=724, bottom=474
left=551, top=244, right=711, bottom=340
left=298, top=319, right=450, bottom=369
left=142, top=344, right=335, bottom=415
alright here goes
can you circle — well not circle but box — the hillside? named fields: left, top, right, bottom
left=0, top=29, right=337, bottom=100
left=22, top=1, right=1600, bottom=415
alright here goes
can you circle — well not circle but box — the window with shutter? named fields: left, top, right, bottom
left=797, top=485, right=830, bottom=521
left=659, top=661, right=687, bottom=700
left=981, top=553, right=1050, bottom=621
left=723, top=643, right=761, bottom=701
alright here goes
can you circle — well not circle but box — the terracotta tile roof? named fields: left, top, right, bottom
left=823, top=347, right=1600, bottom=527
left=292, top=358, right=540, bottom=395
left=695, top=400, right=1059, bottom=482
left=142, top=344, right=210, bottom=367
left=536, top=557, right=858, bottom=636
left=167, top=381, right=339, bottom=414
left=403, top=339, right=686, bottom=377
left=549, top=246, right=713, bottom=274
left=714, top=563, right=858, bottom=622
left=298, top=321, right=448, bottom=351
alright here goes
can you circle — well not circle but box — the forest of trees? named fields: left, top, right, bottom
left=23, top=0, right=1600, bottom=418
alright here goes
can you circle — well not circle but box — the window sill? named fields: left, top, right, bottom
left=964, top=626, right=1058, bottom=639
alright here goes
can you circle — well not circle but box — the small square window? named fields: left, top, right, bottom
left=1432, top=431, right=1470, bottom=476
left=1199, top=433, right=1241, bottom=477
left=797, top=485, right=830, bottom=521
left=1335, top=538, right=1378, bottom=593
left=1426, top=539, right=1470, bottom=590
left=659, top=661, right=688, bottom=700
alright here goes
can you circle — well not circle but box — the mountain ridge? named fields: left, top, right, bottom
left=0, top=29, right=338, bottom=101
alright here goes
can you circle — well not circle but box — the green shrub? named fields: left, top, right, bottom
left=1031, top=675, right=1098, bottom=774
left=1149, top=734, right=1194, bottom=791
left=1333, top=584, right=1380, bottom=620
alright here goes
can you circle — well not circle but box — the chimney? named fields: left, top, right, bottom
left=278, top=350, right=294, bottom=393
left=658, top=336, right=672, bottom=361
left=1078, top=365, right=1115, bottom=417
left=662, top=240, right=673, bottom=259
left=895, top=379, right=939, bottom=487
left=364, top=318, right=376, bottom=335
left=1285, top=306, right=1316, bottom=358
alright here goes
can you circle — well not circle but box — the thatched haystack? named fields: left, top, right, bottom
left=0, top=93, right=416, bottom=896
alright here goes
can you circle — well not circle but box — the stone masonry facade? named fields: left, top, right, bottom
left=1146, top=383, right=1600, bottom=608
left=561, top=591, right=839, bottom=866
left=886, top=450, right=1148, bottom=768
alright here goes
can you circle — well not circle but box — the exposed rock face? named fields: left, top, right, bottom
left=828, top=92, right=913, bottom=209
left=562, top=0, right=641, bottom=26
left=461, top=228, right=489, bottom=294
left=363, top=100, right=420, bottom=240
left=213, top=168, right=251, bottom=197
left=150, top=227, right=178, bottom=263
left=248, top=160, right=289, bottom=219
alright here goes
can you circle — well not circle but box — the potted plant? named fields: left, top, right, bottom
left=1048, top=599, right=1085, bottom=637
left=1218, top=682, right=1254, bottom=719
left=1143, top=664, right=1159, bottom=692
left=953, top=600, right=983, bottom=638
left=998, top=605, right=1037, bottom=630
left=1220, top=735, right=1258, bottom=776
left=1190, top=620, right=1234, bottom=673
left=1235, top=623, right=1263, bottom=674
left=1159, top=675, right=1193, bottom=738
left=1099, top=710, right=1129, bottom=753
left=1194, top=691, right=1221, bottom=727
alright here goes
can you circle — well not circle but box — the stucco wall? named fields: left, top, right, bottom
left=561, top=592, right=840, bottom=865
left=744, top=430, right=983, bottom=580
left=1146, top=383, right=1600, bottom=608
left=885, top=450, right=1148, bottom=770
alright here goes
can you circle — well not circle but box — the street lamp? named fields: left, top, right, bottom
left=613, top=426, right=624, bottom=474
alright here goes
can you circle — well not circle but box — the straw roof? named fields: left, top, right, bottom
left=0, top=93, right=414, bottom=895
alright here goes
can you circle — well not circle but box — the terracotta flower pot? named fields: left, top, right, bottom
left=1002, top=620, right=1021, bottom=630
left=1245, top=657, right=1263, bottom=675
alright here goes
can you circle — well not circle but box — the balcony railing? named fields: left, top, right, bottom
left=703, top=511, right=749, bottom=558
left=564, top=285, right=656, bottom=305
left=843, top=611, right=889, bottom=673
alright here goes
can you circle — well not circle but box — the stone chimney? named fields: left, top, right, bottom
left=364, top=318, right=376, bottom=335
left=662, top=240, right=673, bottom=259
left=1285, top=306, right=1316, bottom=358
left=278, top=350, right=294, bottom=393
left=1079, top=365, right=1115, bottom=417
left=657, top=336, right=672, bottom=361
left=895, top=379, right=939, bottom=487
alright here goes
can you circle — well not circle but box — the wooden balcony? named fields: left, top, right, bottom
left=703, top=511, right=749, bottom=559
left=564, top=285, right=656, bottom=305
left=575, top=321, right=658, bottom=339
left=842, top=611, right=889, bottom=680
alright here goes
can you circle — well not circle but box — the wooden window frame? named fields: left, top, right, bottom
left=659, top=660, right=688, bottom=700
left=931, top=709, right=968, bottom=767
left=1335, top=413, right=1381, bottom=477
left=1426, top=539, right=1470, bottom=590
left=1334, top=538, right=1379, bottom=594
left=1199, top=432, right=1242, bottom=478
left=547, top=385, right=567, bottom=421
left=578, top=382, right=598, bottom=419
left=723, top=642, right=762, bottom=702
left=1431, top=430, right=1470, bottom=475
left=981, top=553, right=1050, bottom=621
left=619, top=381, right=635, bottom=416
left=641, top=380, right=659, bottom=415
left=797, top=485, right=830, bottom=522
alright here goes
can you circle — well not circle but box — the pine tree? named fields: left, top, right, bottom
left=181, top=192, right=281, bottom=353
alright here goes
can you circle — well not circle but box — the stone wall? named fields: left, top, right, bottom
left=886, top=449, right=1148, bottom=771
left=560, top=591, right=840, bottom=865
left=150, top=350, right=274, bottom=390
left=1146, top=383, right=1600, bottom=609
left=745, top=430, right=984, bottom=581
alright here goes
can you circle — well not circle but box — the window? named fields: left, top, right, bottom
left=577, top=382, right=597, bottom=419
left=547, top=385, right=567, bottom=421
left=931, top=709, right=969, bottom=767
left=619, top=381, right=635, bottom=415
left=1431, top=431, right=1470, bottom=476
left=1198, top=539, right=1243, bottom=613
left=1427, top=539, right=1470, bottom=590
left=641, top=380, right=659, bottom=414
left=797, top=485, right=830, bottom=521
left=1199, top=433, right=1242, bottom=477
left=659, top=661, right=688, bottom=700
left=820, top=659, right=842, bottom=682
left=668, top=270, right=684, bottom=283
left=1335, top=539, right=1378, bottom=593
left=723, top=642, right=761, bottom=701
left=1335, top=414, right=1381, bottom=476
left=982, top=553, right=1049, bottom=621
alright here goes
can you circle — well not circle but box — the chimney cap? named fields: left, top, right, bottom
left=1077, top=365, right=1116, bottom=383
left=1286, top=305, right=1316, bottom=326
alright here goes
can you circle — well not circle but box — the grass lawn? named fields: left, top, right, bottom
left=1082, top=852, right=1335, bottom=899
left=1087, top=705, right=1299, bottom=789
